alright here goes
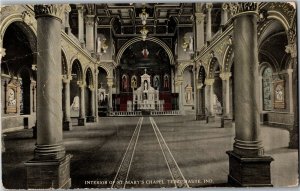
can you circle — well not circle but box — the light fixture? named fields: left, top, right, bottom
left=139, top=7, right=149, bottom=26
left=140, top=26, right=149, bottom=41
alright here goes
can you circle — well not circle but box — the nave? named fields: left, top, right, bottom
left=2, top=116, right=298, bottom=189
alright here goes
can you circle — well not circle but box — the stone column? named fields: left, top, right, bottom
left=1, top=46, right=6, bottom=152
left=196, top=83, right=206, bottom=120
left=30, top=81, right=36, bottom=114
left=205, top=3, right=213, bottom=42
left=77, top=5, right=85, bottom=46
left=205, top=78, right=215, bottom=122
left=226, top=3, right=273, bottom=187
left=175, top=77, right=184, bottom=113
left=285, top=31, right=298, bottom=149
left=221, top=3, right=229, bottom=25
left=287, top=69, right=294, bottom=114
left=78, top=82, right=86, bottom=126
left=107, top=77, right=113, bottom=111
left=25, top=5, right=71, bottom=189
left=85, top=15, right=95, bottom=53
left=220, top=72, right=232, bottom=128
left=63, top=76, right=72, bottom=130
left=195, top=5, right=205, bottom=50
left=87, top=85, right=96, bottom=122
left=95, top=69, right=99, bottom=122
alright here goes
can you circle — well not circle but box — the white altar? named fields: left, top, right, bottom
left=132, top=70, right=164, bottom=111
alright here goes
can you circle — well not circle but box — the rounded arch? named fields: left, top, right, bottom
left=98, top=64, right=111, bottom=77
left=222, top=45, right=233, bottom=72
left=116, top=37, right=175, bottom=66
left=178, top=62, right=194, bottom=76
left=85, top=67, right=94, bottom=87
left=198, top=65, right=206, bottom=84
left=207, top=57, right=221, bottom=79
left=61, top=49, right=68, bottom=75
left=71, top=59, right=83, bottom=82
left=259, top=61, right=276, bottom=76
left=0, top=13, right=37, bottom=48
left=266, top=11, right=290, bottom=32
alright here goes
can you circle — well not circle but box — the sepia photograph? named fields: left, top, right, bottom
left=0, top=1, right=299, bottom=189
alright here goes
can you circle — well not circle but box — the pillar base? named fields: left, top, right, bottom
left=78, top=118, right=86, bottom=126
left=196, top=114, right=206, bottom=120
left=206, top=115, right=215, bottom=123
left=25, top=154, right=72, bottom=189
left=63, top=121, right=72, bottom=131
left=226, top=151, right=273, bottom=187
left=289, top=126, right=299, bottom=149
left=221, top=117, right=232, bottom=128
left=86, top=116, right=96, bottom=123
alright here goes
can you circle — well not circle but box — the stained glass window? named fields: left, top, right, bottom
left=262, top=67, right=273, bottom=111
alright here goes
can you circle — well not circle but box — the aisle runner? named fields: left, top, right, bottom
left=111, top=117, right=143, bottom=188
left=150, top=117, right=189, bottom=188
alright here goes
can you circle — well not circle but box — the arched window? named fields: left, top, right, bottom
left=262, top=67, right=273, bottom=111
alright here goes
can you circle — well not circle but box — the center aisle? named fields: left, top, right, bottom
left=125, top=117, right=175, bottom=188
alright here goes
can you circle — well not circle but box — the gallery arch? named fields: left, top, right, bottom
left=1, top=21, right=37, bottom=131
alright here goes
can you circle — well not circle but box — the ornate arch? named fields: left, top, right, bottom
left=178, top=62, right=194, bottom=76
left=222, top=45, right=233, bottom=72
left=71, top=59, right=83, bottom=81
left=0, top=12, right=37, bottom=47
left=207, top=57, right=221, bottom=79
left=116, top=36, right=175, bottom=66
left=85, top=67, right=94, bottom=86
left=61, top=49, right=68, bottom=75
left=98, top=64, right=111, bottom=77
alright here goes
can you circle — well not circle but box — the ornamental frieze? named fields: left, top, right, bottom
left=229, top=2, right=258, bottom=16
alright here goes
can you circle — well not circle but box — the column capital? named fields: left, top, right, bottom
left=205, top=78, right=214, bottom=86
left=88, top=85, right=95, bottom=91
left=62, top=75, right=71, bottom=83
left=85, top=15, right=95, bottom=26
left=220, top=72, right=232, bottom=80
left=229, top=2, right=259, bottom=18
left=76, top=4, right=85, bottom=12
left=107, top=77, right=114, bottom=87
left=195, top=12, right=206, bottom=24
left=197, top=83, right=204, bottom=89
left=34, top=4, right=66, bottom=21
left=77, top=81, right=86, bottom=88
left=285, top=43, right=297, bottom=58
left=205, top=3, right=213, bottom=10
left=222, top=3, right=230, bottom=11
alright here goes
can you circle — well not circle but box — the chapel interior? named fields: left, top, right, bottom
left=0, top=2, right=299, bottom=189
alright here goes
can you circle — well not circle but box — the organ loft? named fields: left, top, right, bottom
left=0, top=2, right=298, bottom=189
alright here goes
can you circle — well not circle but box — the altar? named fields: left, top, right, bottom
left=131, top=70, right=164, bottom=111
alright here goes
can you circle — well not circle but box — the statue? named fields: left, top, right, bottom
left=71, top=96, right=80, bottom=111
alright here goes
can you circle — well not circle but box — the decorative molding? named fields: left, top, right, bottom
left=195, top=13, right=205, bottom=24
left=205, top=3, right=213, bottom=10
left=229, top=2, right=258, bottom=17
left=22, top=11, right=34, bottom=26
left=205, top=78, right=214, bottom=86
left=220, top=72, right=232, bottom=80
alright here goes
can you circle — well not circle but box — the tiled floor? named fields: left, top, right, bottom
left=1, top=116, right=298, bottom=189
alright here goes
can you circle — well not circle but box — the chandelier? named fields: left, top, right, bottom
left=139, top=7, right=149, bottom=26
left=140, top=26, right=149, bottom=41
